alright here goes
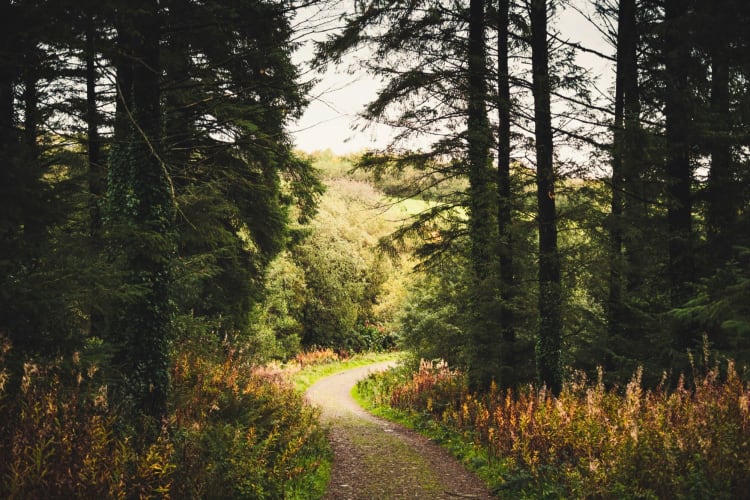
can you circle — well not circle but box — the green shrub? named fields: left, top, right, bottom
left=0, top=342, right=173, bottom=499
left=362, top=359, right=750, bottom=498
left=0, top=335, right=329, bottom=499
left=169, top=340, right=329, bottom=499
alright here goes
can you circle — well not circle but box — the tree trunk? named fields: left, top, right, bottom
left=608, top=0, right=627, bottom=347
left=86, top=14, right=104, bottom=236
left=20, top=40, right=45, bottom=254
left=107, top=0, right=173, bottom=422
left=663, top=0, right=693, bottom=313
left=497, top=0, right=515, bottom=345
left=0, top=0, right=17, bottom=282
left=0, top=0, right=12, bottom=144
left=529, top=0, right=562, bottom=395
left=467, top=0, right=500, bottom=389
left=706, top=20, right=733, bottom=264
left=468, top=0, right=495, bottom=279
left=621, top=0, right=643, bottom=297
left=85, top=11, right=107, bottom=341
left=608, top=0, right=641, bottom=355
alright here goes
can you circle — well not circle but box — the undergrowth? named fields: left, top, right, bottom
left=290, top=349, right=401, bottom=392
left=0, top=337, right=331, bottom=499
left=356, top=359, right=750, bottom=499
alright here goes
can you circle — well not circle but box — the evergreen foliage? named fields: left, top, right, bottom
left=317, top=0, right=750, bottom=391
left=3, top=0, right=750, bottom=495
left=0, top=0, right=328, bottom=493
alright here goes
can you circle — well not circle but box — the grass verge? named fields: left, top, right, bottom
left=291, top=351, right=403, bottom=392
left=352, top=366, right=509, bottom=497
left=290, top=350, right=403, bottom=499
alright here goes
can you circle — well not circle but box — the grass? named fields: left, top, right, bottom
left=291, top=351, right=403, bottom=392
left=354, top=359, right=750, bottom=499
left=284, top=455, right=331, bottom=500
left=352, top=366, right=505, bottom=494
left=286, top=350, right=403, bottom=499
left=382, top=197, right=432, bottom=217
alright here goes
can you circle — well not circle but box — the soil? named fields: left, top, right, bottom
left=305, top=362, right=494, bottom=499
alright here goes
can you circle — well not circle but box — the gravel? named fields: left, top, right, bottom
left=305, top=362, right=494, bottom=499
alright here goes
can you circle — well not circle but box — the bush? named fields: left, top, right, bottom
left=362, top=359, right=750, bottom=498
left=169, top=340, right=329, bottom=499
left=0, top=336, right=329, bottom=499
left=247, top=252, right=307, bottom=361
left=0, top=342, right=173, bottom=498
left=293, top=348, right=341, bottom=367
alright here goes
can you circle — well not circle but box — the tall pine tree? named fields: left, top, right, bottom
left=106, top=0, right=173, bottom=420
left=528, top=0, right=562, bottom=395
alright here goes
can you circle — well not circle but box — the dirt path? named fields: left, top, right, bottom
left=305, top=362, right=494, bottom=499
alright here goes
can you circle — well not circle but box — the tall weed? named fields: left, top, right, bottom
left=0, top=344, right=173, bottom=498
left=0, top=336, right=329, bottom=498
left=365, top=359, right=750, bottom=498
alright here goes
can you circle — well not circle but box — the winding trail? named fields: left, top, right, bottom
left=305, top=362, right=494, bottom=499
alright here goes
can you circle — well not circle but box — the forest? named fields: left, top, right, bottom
left=1, top=0, right=749, bottom=497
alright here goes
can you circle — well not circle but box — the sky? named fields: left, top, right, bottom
left=289, top=53, right=393, bottom=154
left=289, top=2, right=612, bottom=156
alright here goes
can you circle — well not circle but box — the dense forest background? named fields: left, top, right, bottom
left=311, top=0, right=750, bottom=391
left=1, top=0, right=750, bottom=496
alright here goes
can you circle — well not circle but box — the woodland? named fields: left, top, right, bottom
left=1, top=0, right=750, bottom=497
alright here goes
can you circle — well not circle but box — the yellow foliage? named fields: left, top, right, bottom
left=381, top=358, right=750, bottom=497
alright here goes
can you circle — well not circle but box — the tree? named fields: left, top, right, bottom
left=700, top=0, right=737, bottom=266
left=0, top=0, right=18, bottom=266
left=528, top=0, right=562, bottom=395
left=317, top=0, right=525, bottom=386
left=160, top=0, right=320, bottom=337
left=0, top=0, right=89, bottom=369
left=606, top=0, right=653, bottom=375
left=84, top=2, right=105, bottom=239
left=663, top=0, right=694, bottom=318
left=496, top=0, right=516, bottom=349
left=105, top=0, right=173, bottom=420
left=465, top=0, right=504, bottom=389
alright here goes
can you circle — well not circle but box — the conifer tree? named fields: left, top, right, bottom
left=496, top=0, right=516, bottom=349
left=466, top=0, right=503, bottom=389
left=160, top=0, right=320, bottom=335
left=105, top=0, right=173, bottom=419
left=663, top=0, right=694, bottom=316
left=528, top=0, right=562, bottom=395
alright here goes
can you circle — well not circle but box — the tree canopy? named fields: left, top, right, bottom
left=2, top=0, right=750, bottom=495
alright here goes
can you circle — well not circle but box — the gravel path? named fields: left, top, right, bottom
left=305, top=362, right=494, bottom=499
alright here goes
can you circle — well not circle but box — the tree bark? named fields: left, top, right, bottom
left=0, top=0, right=16, bottom=269
left=21, top=50, right=43, bottom=252
left=467, top=0, right=500, bottom=389
left=621, top=0, right=643, bottom=296
left=107, top=0, right=173, bottom=422
left=663, top=0, right=693, bottom=313
left=497, top=0, right=515, bottom=345
left=608, top=0, right=627, bottom=346
left=0, top=0, right=12, bottom=144
left=608, top=0, right=640, bottom=350
left=86, top=14, right=104, bottom=236
left=706, top=16, right=733, bottom=264
left=468, top=0, right=496, bottom=279
left=529, top=0, right=562, bottom=395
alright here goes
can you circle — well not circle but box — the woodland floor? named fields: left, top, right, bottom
left=305, top=362, right=494, bottom=499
